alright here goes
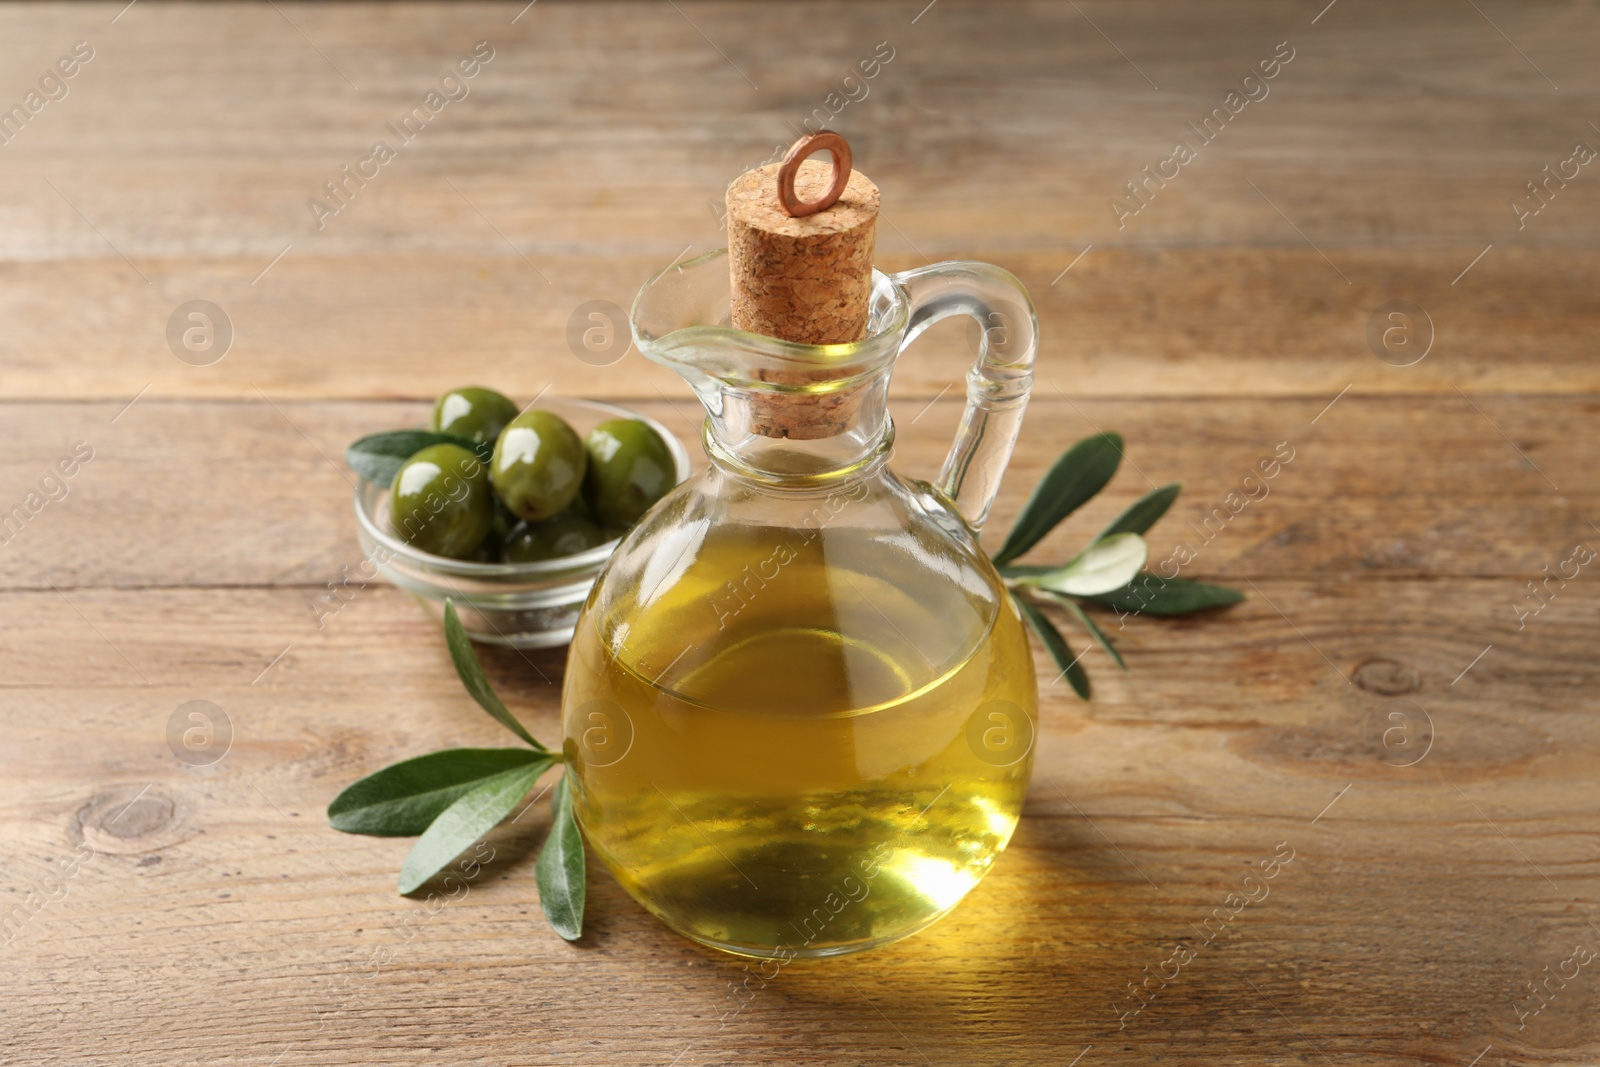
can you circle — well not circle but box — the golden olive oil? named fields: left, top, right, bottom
left=563, top=521, right=1037, bottom=958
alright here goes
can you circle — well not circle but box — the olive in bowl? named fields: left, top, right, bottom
left=503, top=512, right=608, bottom=564
left=432, top=386, right=518, bottom=447
left=582, top=418, right=676, bottom=527
left=389, top=443, right=494, bottom=560
left=492, top=410, right=588, bottom=522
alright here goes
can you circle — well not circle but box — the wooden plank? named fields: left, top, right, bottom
left=3, top=246, right=1597, bottom=401
left=0, top=575, right=1586, bottom=735
left=0, top=1, right=1595, bottom=254
left=0, top=394, right=1590, bottom=591
left=2, top=801, right=1594, bottom=1065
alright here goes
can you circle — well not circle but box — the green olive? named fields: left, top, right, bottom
left=502, top=512, right=608, bottom=563
left=565, top=486, right=595, bottom=521
left=582, top=418, right=675, bottom=527
left=491, top=498, right=519, bottom=542
left=431, top=387, right=518, bottom=446
left=491, top=409, right=587, bottom=522
left=389, top=444, right=493, bottom=559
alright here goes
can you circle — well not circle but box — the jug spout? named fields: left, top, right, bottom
left=632, top=247, right=1037, bottom=526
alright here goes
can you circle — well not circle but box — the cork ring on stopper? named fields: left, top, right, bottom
left=776, top=131, right=853, bottom=218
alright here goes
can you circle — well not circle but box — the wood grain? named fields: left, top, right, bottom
left=0, top=395, right=1590, bottom=591
left=1, top=576, right=1595, bottom=1066
left=1, top=2, right=1597, bottom=1065
left=7, top=246, right=1598, bottom=402
left=0, top=0, right=1598, bottom=400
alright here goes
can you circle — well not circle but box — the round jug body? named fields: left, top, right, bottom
left=562, top=463, right=1038, bottom=958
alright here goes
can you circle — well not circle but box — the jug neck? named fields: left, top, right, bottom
left=631, top=249, right=911, bottom=486
left=700, top=372, right=895, bottom=485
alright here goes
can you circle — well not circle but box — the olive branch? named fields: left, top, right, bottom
left=992, top=432, right=1244, bottom=698
left=326, top=601, right=582, bottom=939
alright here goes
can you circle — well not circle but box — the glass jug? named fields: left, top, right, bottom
left=561, top=249, right=1039, bottom=958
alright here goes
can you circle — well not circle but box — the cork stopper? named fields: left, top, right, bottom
left=727, top=132, right=880, bottom=440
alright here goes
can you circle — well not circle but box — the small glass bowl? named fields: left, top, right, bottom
left=353, top=396, right=692, bottom=648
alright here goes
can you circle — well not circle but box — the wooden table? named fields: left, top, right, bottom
left=3, top=2, right=1596, bottom=1063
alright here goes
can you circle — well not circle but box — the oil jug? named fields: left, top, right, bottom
left=562, top=143, right=1039, bottom=958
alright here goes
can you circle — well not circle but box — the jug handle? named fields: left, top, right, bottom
left=890, top=262, right=1037, bottom=531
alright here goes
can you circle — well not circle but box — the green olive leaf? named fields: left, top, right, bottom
left=535, top=775, right=586, bottom=941
left=443, top=600, right=546, bottom=751
left=346, top=430, right=492, bottom=487
left=1079, top=574, right=1246, bottom=617
left=996, top=563, right=1057, bottom=580
left=1012, top=591, right=1090, bottom=701
left=1026, top=532, right=1148, bottom=597
left=328, top=748, right=551, bottom=837
left=991, top=432, right=1123, bottom=566
left=1031, top=589, right=1127, bottom=671
left=1097, top=483, right=1181, bottom=540
left=398, top=760, right=549, bottom=895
